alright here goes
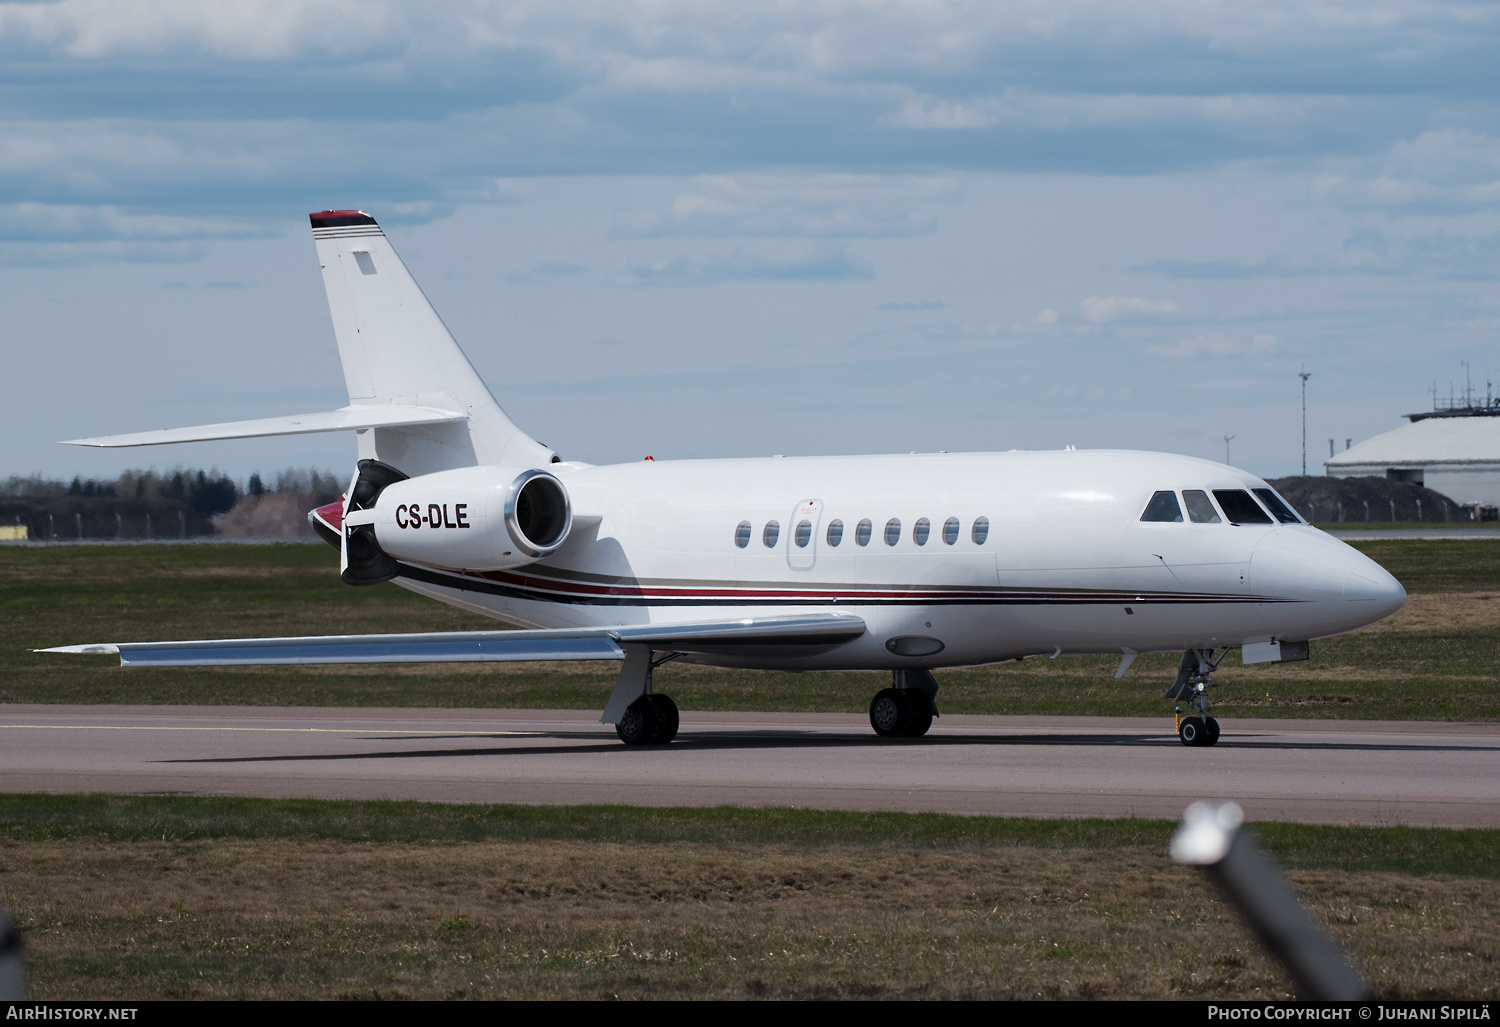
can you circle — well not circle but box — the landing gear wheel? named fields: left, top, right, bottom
left=1203, top=717, right=1220, bottom=746
left=616, top=696, right=661, bottom=745
left=647, top=694, right=679, bottom=744
left=869, top=688, right=911, bottom=738
left=903, top=693, right=933, bottom=737
left=1178, top=717, right=1205, bottom=747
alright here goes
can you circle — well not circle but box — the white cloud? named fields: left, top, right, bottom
left=1310, top=130, right=1500, bottom=214
left=614, top=174, right=948, bottom=239
left=621, top=241, right=874, bottom=286
left=1150, top=333, right=1278, bottom=358
left=883, top=100, right=1001, bottom=130
left=1080, top=295, right=1179, bottom=322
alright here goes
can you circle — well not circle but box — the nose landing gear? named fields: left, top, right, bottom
left=1168, top=649, right=1223, bottom=747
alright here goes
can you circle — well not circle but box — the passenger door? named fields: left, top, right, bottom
left=787, top=499, right=823, bottom=571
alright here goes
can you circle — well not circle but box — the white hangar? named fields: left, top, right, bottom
left=1326, top=415, right=1500, bottom=508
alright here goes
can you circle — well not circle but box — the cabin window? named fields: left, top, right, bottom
left=763, top=520, right=780, bottom=547
left=913, top=517, right=930, bottom=546
left=1183, top=490, right=1222, bottom=524
left=734, top=521, right=751, bottom=548
left=972, top=516, right=990, bottom=544
left=1140, top=491, right=1184, bottom=522
left=855, top=519, right=873, bottom=546
left=1213, top=490, right=1274, bottom=525
left=884, top=518, right=902, bottom=546
left=794, top=519, right=813, bottom=548
left=1252, top=488, right=1302, bottom=524
left=942, top=517, right=959, bottom=545
left=826, top=519, right=844, bottom=546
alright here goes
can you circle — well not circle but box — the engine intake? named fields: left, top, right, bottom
left=506, top=469, right=571, bottom=557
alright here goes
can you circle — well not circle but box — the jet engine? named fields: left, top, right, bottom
left=341, top=460, right=572, bottom=583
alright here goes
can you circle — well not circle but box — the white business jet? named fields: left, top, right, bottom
left=46, top=211, right=1407, bottom=748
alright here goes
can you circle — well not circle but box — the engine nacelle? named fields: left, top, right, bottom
left=370, top=465, right=572, bottom=571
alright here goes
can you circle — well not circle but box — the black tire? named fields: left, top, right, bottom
left=616, top=696, right=660, bottom=745
left=869, top=688, right=910, bottom=738
left=903, top=693, right=934, bottom=737
left=1203, top=717, right=1221, bottom=746
left=648, top=694, right=679, bottom=744
left=1178, top=717, right=1203, bottom=747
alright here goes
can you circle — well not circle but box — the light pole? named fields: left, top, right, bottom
left=1224, top=434, right=1235, bottom=465
left=1299, top=366, right=1312, bottom=476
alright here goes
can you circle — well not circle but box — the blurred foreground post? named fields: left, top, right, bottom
left=1171, top=801, right=1369, bottom=1000
left=0, top=910, right=22, bottom=1000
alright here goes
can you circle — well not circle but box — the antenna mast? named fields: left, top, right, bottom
left=1299, top=366, right=1312, bottom=476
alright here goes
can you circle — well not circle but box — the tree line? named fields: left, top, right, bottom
left=1, top=468, right=343, bottom=519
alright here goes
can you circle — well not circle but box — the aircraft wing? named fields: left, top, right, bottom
left=38, top=613, right=868, bottom=667
left=60, top=404, right=466, bottom=448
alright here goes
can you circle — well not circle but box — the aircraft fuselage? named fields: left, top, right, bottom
left=325, top=448, right=1406, bottom=672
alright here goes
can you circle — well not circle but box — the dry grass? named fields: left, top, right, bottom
left=6, top=836, right=1497, bottom=1000
left=1355, top=592, right=1500, bottom=634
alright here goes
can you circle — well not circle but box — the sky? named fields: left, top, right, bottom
left=3, top=0, right=1499, bottom=484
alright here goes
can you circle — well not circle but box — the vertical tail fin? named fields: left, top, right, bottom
left=311, top=211, right=553, bottom=476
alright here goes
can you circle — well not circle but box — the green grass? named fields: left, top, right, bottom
left=1315, top=521, right=1494, bottom=531
left=1343, top=538, right=1500, bottom=593
left=3, top=541, right=1498, bottom=719
left=3, top=793, right=1496, bottom=879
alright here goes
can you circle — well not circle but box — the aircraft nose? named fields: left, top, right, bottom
left=1342, top=562, right=1407, bottom=621
left=1250, top=528, right=1406, bottom=639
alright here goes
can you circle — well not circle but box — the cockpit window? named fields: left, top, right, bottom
left=1140, top=491, right=1184, bottom=522
left=1213, top=490, right=1274, bottom=525
left=1183, top=490, right=1221, bottom=524
left=1253, top=488, right=1303, bottom=524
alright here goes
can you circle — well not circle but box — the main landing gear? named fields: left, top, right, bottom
left=1167, top=649, right=1223, bottom=747
left=616, top=693, right=680, bottom=745
left=607, top=647, right=681, bottom=745
left=869, top=669, right=939, bottom=738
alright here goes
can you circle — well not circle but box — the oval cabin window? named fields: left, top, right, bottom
left=913, top=517, right=930, bottom=546
left=794, top=520, right=812, bottom=548
left=884, top=518, right=902, bottom=546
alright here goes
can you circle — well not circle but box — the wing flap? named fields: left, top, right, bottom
left=61, top=405, right=466, bottom=448
left=38, top=614, right=866, bottom=667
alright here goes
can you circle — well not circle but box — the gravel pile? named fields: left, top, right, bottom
left=1267, top=475, right=1470, bottom=523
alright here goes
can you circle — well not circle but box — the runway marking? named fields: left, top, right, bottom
left=0, top=724, right=546, bottom=737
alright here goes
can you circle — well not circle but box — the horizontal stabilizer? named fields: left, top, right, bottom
left=61, top=405, right=466, bottom=448
left=39, top=614, right=867, bottom=667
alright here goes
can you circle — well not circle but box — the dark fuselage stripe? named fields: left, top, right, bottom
left=396, top=563, right=1295, bottom=608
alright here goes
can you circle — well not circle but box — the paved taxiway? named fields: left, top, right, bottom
left=2, top=705, right=1496, bottom=827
